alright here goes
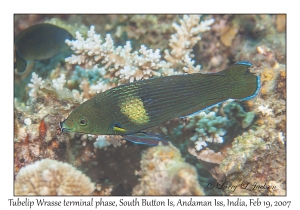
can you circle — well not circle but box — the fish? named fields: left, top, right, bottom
left=14, top=23, right=73, bottom=73
left=60, top=61, right=260, bottom=145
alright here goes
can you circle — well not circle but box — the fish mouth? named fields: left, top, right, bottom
left=59, top=120, right=71, bottom=133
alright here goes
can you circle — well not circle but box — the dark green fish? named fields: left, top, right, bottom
left=60, top=61, right=260, bottom=145
left=15, top=23, right=73, bottom=73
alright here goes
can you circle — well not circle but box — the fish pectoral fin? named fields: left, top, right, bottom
left=110, top=122, right=127, bottom=134
left=113, top=126, right=126, bottom=134
left=123, top=132, right=170, bottom=146
left=16, top=52, right=27, bottom=73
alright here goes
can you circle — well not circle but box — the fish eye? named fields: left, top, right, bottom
left=79, top=118, right=88, bottom=126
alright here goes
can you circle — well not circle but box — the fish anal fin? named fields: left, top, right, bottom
left=178, top=97, right=227, bottom=118
left=123, top=132, right=170, bottom=146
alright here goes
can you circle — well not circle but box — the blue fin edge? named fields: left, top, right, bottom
left=180, top=61, right=261, bottom=118
left=123, top=132, right=170, bottom=146
left=234, top=61, right=253, bottom=67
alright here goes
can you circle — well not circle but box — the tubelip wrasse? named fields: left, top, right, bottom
left=14, top=23, right=73, bottom=73
left=60, top=61, right=260, bottom=145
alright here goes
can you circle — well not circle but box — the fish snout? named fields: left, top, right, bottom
left=59, top=120, right=68, bottom=133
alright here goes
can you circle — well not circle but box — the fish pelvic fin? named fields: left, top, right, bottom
left=15, top=52, right=27, bottom=73
left=223, top=61, right=260, bottom=100
left=123, top=132, right=170, bottom=146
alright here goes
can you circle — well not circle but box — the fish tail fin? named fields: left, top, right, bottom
left=223, top=61, right=260, bottom=100
left=15, top=52, right=27, bottom=73
left=123, top=132, right=170, bottom=146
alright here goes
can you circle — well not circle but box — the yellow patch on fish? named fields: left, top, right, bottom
left=119, top=95, right=149, bottom=125
left=113, top=126, right=127, bottom=134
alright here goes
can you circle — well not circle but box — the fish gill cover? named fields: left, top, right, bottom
left=14, top=14, right=286, bottom=196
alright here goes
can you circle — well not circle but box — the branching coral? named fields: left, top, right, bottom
left=15, top=159, right=94, bottom=195
left=185, top=111, right=228, bottom=151
left=65, top=26, right=163, bottom=84
left=133, top=143, right=204, bottom=195
left=65, top=15, right=214, bottom=86
left=164, top=15, right=214, bottom=73
left=28, top=72, right=44, bottom=99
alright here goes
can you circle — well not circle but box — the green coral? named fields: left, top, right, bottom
left=223, top=102, right=255, bottom=129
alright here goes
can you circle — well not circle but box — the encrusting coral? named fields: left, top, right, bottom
left=15, top=159, right=94, bottom=195
left=133, top=143, right=204, bottom=195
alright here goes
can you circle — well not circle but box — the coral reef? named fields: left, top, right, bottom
left=15, top=159, right=94, bottom=195
left=223, top=102, right=256, bottom=129
left=185, top=111, right=228, bottom=151
left=164, top=15, right=214, bottom=73
left=133, top=143, right=204, bottom=195
left=65, top=26, right=164, bottom=84
left=14, top=14, right=286, bottom=196
left=14, top=72, right=80, bottom=177
left=64, top=15, right=214, bottom=87
left=218, top=25, right=286, bottom=195
left=116, top=15, right=178, bottom=50
left=220, top=129, right=286, bottom=195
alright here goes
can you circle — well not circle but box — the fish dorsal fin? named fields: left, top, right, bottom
left=218, top=61, right=253, bottom=77
left=15, top=52, right=27, bottom=73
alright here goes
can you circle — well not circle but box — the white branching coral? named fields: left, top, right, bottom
left=28, top=72, right=45, bottom=99
left=52, top=74, right=66, bottom=90
left=28, top=72, right=75, bottom=102
left=15, top=159, right=95, bottom=195
left=164, top=15, right=214, bottom=73
left=186, top=111, right=228, bottom=151
left=89, top=79, right=110, bottom=95
left=65, top=26, right=164, bottom=84
left=65, top=15, right=214, bottom=85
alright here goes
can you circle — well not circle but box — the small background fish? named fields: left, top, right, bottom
left=14, top=23, right=73, bottom=73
